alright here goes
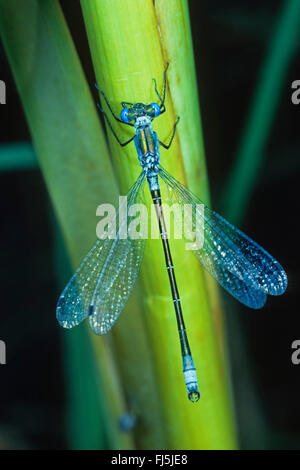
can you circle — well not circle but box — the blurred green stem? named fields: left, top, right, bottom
left=222, top=0, right=300, bottom=225
left=0, top=0, right=134, bottom=450
left=0, top=142, right=37, bottom=170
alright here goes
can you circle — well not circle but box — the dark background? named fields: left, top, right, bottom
left=0, top=0, right=299, bottom=449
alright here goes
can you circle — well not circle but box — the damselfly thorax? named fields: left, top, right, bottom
left=134, top=116, right=160, bottom=188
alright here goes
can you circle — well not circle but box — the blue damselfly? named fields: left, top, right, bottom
left=56, top=64, right=287, bottom=403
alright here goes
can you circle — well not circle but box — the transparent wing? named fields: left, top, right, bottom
left=56, top=171, right=146, bottom=333
left=158, top=166, right=287, bottom=309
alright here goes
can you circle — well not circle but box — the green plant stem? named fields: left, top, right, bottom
left=81, top=0, right=237, bottom=449
left=222, top=0, right=300, bottom=225
left=0, top=142, right=37, bottom=171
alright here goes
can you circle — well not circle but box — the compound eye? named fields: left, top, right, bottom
left=150, top=102, right=161, bottom=117
left=120, top=107, right=130, bottom=123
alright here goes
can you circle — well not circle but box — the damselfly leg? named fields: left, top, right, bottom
left=97, top=103, right=135, bottom=147
left=153, top=62, right=169, bottom=113
left=159, top=116, right=180, bottom=149
left=95, top=83, right=134, bottom=126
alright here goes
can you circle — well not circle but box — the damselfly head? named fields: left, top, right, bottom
left=120, top=102, right=161, bottom=123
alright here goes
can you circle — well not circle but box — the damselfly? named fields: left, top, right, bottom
left=56, top=64, right=287, bottom=403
